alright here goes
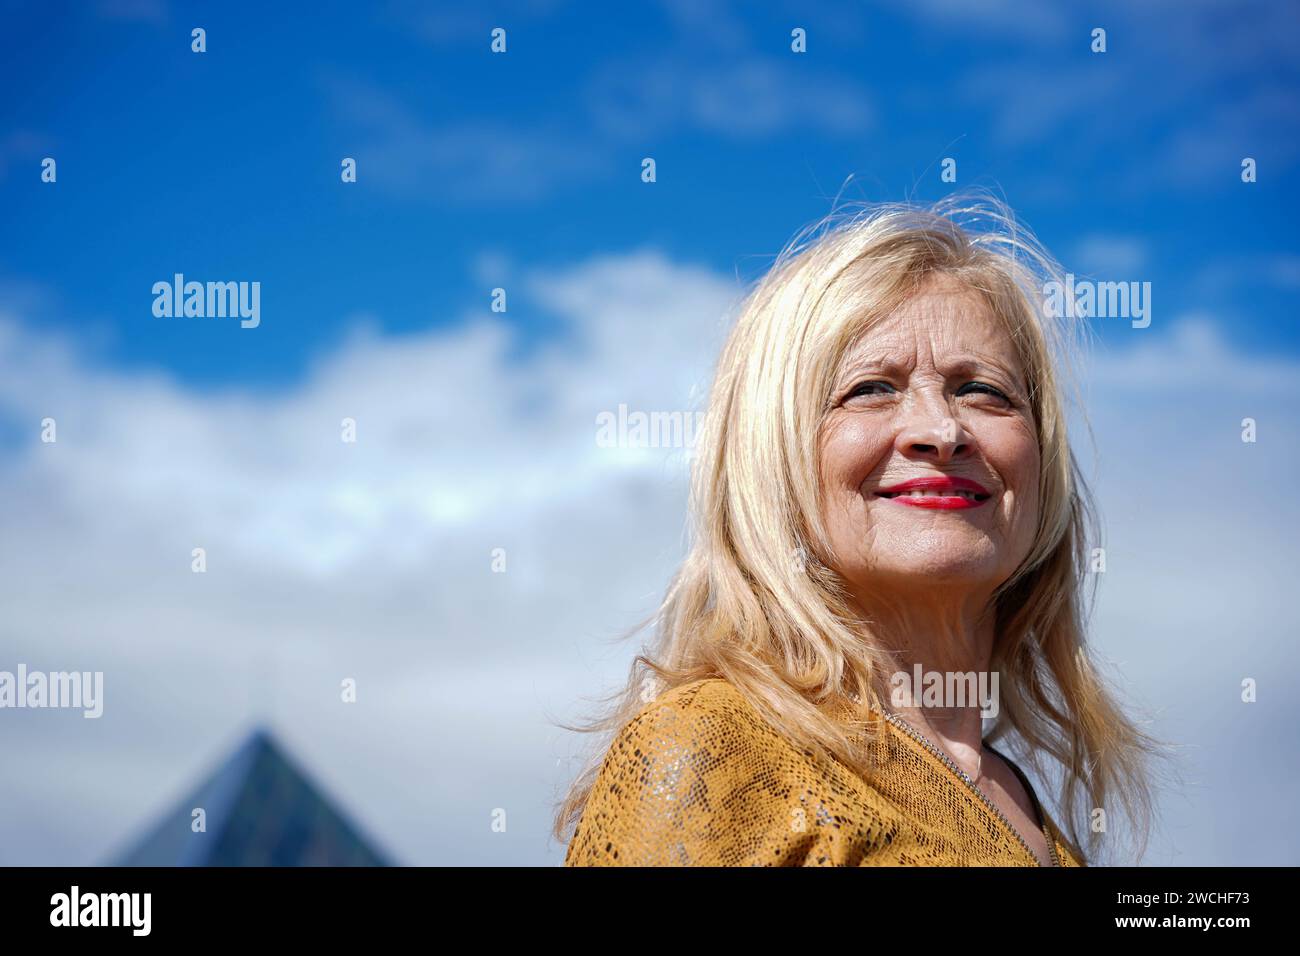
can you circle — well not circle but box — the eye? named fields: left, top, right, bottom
left=845, top=380, right=897, bottom=400
left=956, top=381, right=1011, bottom=403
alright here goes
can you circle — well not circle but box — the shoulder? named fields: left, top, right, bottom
left=628, top=676, right=763, bottom=739
left=564, top=677, right=911, bottom=866
left=563, top=678, right=787, bottom=866
left=598, top=677, right=770, bottom=785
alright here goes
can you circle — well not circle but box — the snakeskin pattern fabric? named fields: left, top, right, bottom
left=564, top=677, right=1082, bottom=866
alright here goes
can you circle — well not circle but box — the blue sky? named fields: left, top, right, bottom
left=1, top=0, right=1298, bottom=867
left=2, top=0, right=1298, bottom=386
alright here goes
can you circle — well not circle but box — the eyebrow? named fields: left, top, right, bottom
left=944, top=355, right=1024, bottom=383
left=834, top=353, right=1027, bottom=391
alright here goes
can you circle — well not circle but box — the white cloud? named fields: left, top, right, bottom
left=1072, top=235, right=1149, bottom=276
left=0, top=130, right=48, bottom=183
left=95, top=0, right=169, bottom=24
left=883, top=0, right=1069, bottom=40
left=0, top=250, right=738, bottom=865
left=323, top=77, right=609, bottom=203
left=1071, top=319, right=1300, bottom=863
left=585, top=56, right=874, bottom=140
left=939, top=0, right=1300, bottom=191
left=1082, top=315, right=1300, bottom=393
left=323, top=46, right=874, bottom=201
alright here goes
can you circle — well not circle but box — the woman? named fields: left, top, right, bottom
left=554, top=194, right=1160, bottom=866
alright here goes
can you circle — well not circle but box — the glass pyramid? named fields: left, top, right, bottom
left=113, top=727, right=393, bottom=866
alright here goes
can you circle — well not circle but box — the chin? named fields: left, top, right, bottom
left=865, top=543, right=1006, bottom=588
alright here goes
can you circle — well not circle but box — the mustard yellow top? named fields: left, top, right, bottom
left=564, top=677, right=1082, bottom=866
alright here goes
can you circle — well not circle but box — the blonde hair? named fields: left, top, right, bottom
left=553, top=191, right=1164, bottom=864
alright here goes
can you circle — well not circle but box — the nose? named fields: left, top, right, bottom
left=894, top=391, right=975, bottom=464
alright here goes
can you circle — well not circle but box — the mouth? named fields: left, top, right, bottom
left=873, top=476, right=993, bottom=510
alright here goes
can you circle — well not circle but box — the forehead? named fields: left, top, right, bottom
left=840, top=273, right=1021, bottom=369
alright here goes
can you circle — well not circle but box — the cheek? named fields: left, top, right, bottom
left=819, top=415, right=891, bottom=497
left=817, top=417, right=889, bottom=552
left=989, top=423, right=1041, bottom=538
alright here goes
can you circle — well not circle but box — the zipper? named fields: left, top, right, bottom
left=881, top=710, right=1060, bottom=867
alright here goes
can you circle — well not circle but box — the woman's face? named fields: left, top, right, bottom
left=817, top=273, right=1040, bottom=605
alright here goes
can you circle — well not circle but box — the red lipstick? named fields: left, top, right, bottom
left=874, top=475, right=992, bottom=510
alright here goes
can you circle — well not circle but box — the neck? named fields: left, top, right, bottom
left=852, top=586, right=998, bottom=776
